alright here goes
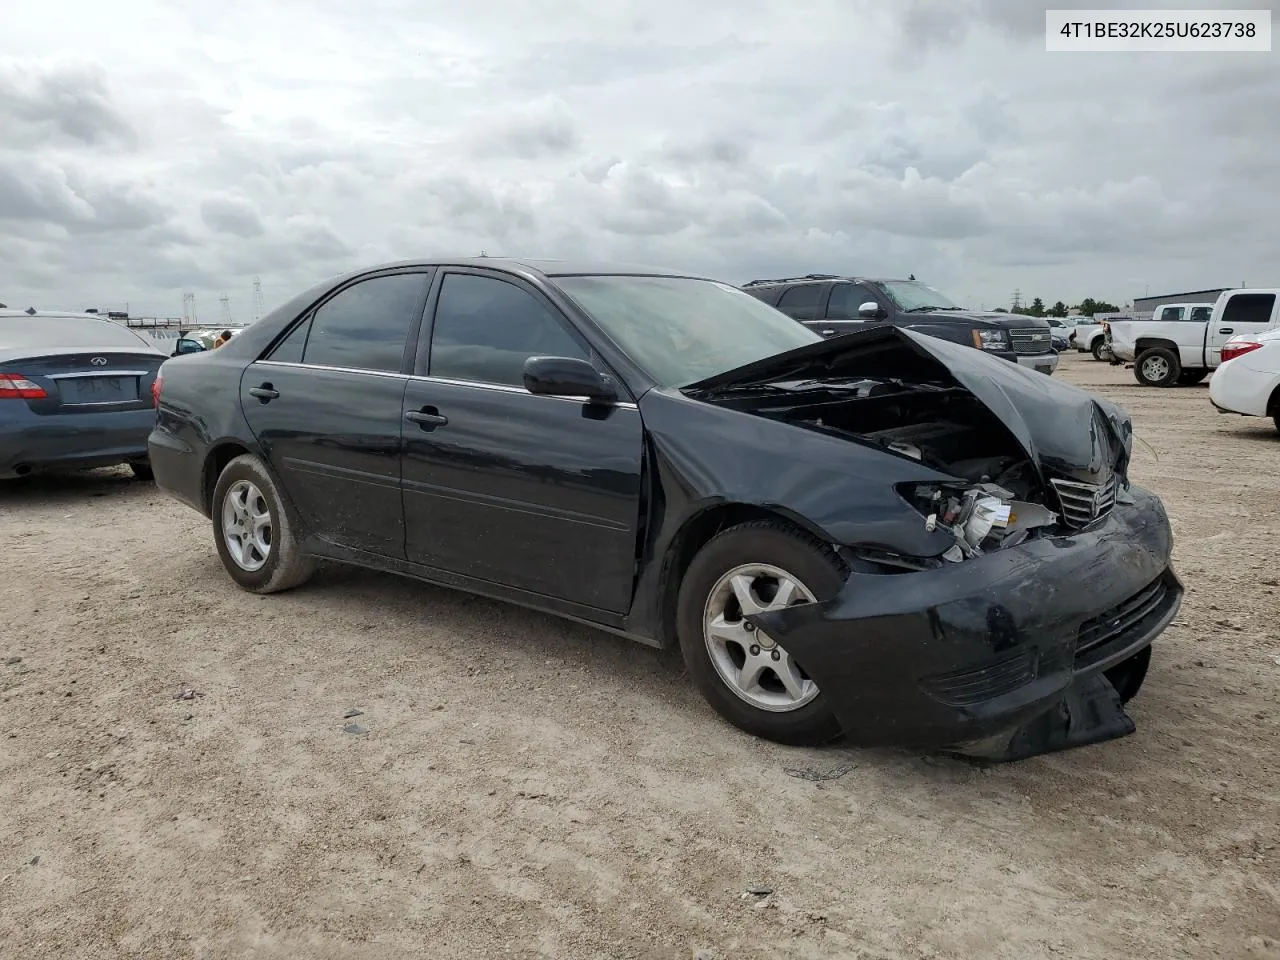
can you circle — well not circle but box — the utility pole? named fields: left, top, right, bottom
left=252, top=277, right=266, bottom=323
left=182, top=293, right=197, bottom=325
left=219, top=294, right=232, bottom=326
left=1011, top=288, right=1022, bottom=312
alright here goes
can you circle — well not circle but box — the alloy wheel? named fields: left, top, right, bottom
left=702, top=563, right=819, bottom=712
left=221, top=479, right=272, bottom=572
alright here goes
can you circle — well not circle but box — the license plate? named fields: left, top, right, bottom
left=62, top=377, right=137, bottom=403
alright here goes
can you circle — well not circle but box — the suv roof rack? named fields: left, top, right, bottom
left=742, top=274, right=841, bottom=286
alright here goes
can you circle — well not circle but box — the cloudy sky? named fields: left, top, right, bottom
left=2, top=0, right=1277, bottom=320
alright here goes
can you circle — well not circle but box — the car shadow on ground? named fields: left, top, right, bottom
left=0, top=467, right=144, bottom=504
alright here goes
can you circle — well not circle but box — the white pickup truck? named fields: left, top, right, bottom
left=1108, top=289, right=1280, bottom=386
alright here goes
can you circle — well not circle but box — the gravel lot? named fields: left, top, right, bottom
left=1, top=352, right=1277, bottom=960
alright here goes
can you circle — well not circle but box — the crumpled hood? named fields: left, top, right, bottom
left=683, top=325, right=1131, bottom=485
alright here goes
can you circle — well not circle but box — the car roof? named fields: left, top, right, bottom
left=742, top=276, right=913, bottom=287
left=353, top=257, right=713, bottom=281
left=0, top=309, right=113, bottom=321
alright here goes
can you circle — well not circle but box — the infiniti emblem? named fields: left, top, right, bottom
left=90, top=357, right=108, bottom=365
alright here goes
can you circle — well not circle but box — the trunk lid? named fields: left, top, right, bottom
left=0, top=347, right=164, bottom=414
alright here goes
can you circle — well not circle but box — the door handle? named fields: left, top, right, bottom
left=821, top=328, right=836, bottom=336
left=1218, top=327, right=1234, bottom=334
left=249, top=384, right=279, bottom=402
left=405, top=406, right=448, bottom=430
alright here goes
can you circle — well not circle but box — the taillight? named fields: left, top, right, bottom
left=151, top=373, right=163, bottom=407
left=0, top=373, right=48, bottom=399
left=1221, top=341, right=1262, bottom=363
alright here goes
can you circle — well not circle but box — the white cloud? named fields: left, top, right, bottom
left=0, top=0, right=1277, bottom=318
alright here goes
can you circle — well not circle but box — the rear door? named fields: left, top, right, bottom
left=1207, top=293, right=1277, bottom=367
left=400, top=268, right=644, bottom=613
left=239, top=269, right=431, bottom=558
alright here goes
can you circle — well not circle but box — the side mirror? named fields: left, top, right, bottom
left=523, top=356, right=617, bottom=403
left=858, top=301, right=882, bottom=319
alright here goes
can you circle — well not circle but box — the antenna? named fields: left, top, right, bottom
left=252, top=276, right=266, bottom=322
left=219, top=293, right=232, bottom=326
left=182, top=293, right=197, bottom=324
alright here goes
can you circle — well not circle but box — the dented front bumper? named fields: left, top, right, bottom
left=753, top=484, right=1182, bottom=751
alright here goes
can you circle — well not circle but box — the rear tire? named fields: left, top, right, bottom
left=1177, top=369, right=1208, bottom=386
left=676, top=520, right=845, bottom=745
left=211, top=453, right=315, bottom=594
left=1091, top=339, right=1110, bottom=362
left=1134, top=347, right=1181, bottom=387
left=128, top=460, right=154, bottom=482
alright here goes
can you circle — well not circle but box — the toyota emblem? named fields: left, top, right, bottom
left=90, top=357, right=108, bottom=365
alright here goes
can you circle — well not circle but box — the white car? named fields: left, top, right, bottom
left=1208, top=327, right=1280, bottom=435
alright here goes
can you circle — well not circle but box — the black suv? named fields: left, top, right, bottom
left=742, top=275, right=1059, bottom=375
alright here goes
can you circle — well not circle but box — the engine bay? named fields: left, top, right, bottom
left=702, top=376, right=1064, bottom=561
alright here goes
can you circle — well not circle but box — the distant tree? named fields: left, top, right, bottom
left=908, top=273, right=916, bottom=280
left=1029, top=297, right=1045, bottom=317
left=1049, top=301, right=1068, bottom=317
left=1076, top=298, right=1120, bottom=316
left=992, top=307, right=1009, bottom=313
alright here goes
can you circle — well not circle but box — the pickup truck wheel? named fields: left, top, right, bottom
left=676, top=520, right=845, bottom=746
left=1177, top=369, right=1208, bottom=386
left=1135, top=347, right=1181, bottom=387
left=1091, top=339, right=1111, bottom=361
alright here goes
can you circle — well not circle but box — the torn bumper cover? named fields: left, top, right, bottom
left=753, top=484, right=1182, bottom=758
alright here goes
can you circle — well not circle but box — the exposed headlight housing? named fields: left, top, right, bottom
left=970, top=328, right=1009, bottom=351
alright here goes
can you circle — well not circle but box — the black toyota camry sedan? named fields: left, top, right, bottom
left=148, top=258, right=1182, bottom=758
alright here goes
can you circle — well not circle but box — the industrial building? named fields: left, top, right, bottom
left=1132, top=288, right=1231, bottom=319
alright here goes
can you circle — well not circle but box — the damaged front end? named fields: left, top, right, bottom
left=681, top=326, right=1179, bottom=761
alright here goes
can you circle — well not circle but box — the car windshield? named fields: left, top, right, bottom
left=553, top=275, right=820, bottom=388
left=0, top=315, right=154, bottom=350
left=878, top=280, right=965, bottom=312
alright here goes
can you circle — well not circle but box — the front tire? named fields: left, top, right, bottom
left=676, top=520, right=845, bottom=745
left=1135, top=347, right=1181, bottom=387
left=211, top=454, right=314, bottom=594
left=1091, top=339, right=1110, bottom=362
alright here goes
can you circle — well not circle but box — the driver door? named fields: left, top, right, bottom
left=400, top=269, right=644, bottom=614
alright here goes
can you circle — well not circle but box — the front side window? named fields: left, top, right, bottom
left=826, top=283, right=879, bottom=320
left=428, top=273, right=589, bottom=386
left=301, top=273, right=425, bottom=373
left=554, top=275, right=819, bottom=388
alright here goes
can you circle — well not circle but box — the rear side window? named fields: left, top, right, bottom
left=826, top=284, right=879, bottom=320
left=1189, top=306, right=1212, bottom=324
left=1158, top=306, right=1185, bottom=323
left=1221, top=293, right=1276, bottom=326
left=776, top=284, right=825, bottom=320
left=300, top=273, right=426, bottom=372
left=428, top=273, right=588, bottom=386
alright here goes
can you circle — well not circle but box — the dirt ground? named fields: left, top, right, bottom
left=1, top=351, right=1277, bottom=960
